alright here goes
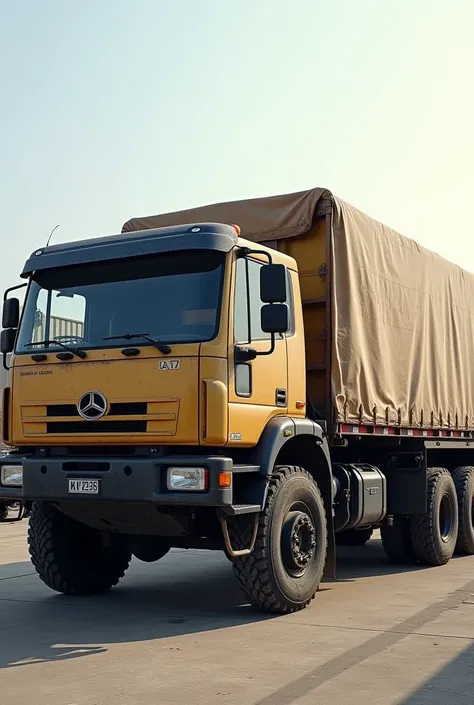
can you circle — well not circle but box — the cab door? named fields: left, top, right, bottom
left=227, top=256, right=288, bottom=446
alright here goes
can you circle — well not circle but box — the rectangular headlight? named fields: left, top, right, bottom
left=1, top=465, right=23, bottom=487
left=167, top=467, right=208, bottom=491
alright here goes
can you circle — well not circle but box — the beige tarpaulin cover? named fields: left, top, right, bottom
left=123, top=189, right=474, bottom=430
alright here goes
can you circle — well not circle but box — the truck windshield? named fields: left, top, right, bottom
left=16, top=250, right=224, bottom=353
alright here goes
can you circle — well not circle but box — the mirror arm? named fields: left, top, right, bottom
left=4, top=282, right=27, bottom=302
left=3, top=352, right=9, bottom=372
left=254, top=334, right=276, bottom=357
left=234, top=335, right=277, bottom=362
left=237, top=247, right=273, bottom=265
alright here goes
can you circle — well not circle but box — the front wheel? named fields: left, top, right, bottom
left=28, top=503, right=132, bottom=594
left=232, top=466, right=327, bottom=613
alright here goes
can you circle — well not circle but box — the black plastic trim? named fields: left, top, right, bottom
left=386, top=451, right=427, bottom=514
left=275, top=388, right=287, bottom=407
left=21, top=223, right=238, bottom=277
left=248, top=416, right=330, bottom=479
left=0, top=486, right=22, bottom=500
left=0, top=455, right=261, bottom=507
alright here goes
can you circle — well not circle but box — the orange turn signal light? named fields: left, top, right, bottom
left=218, top=471, right=232, bottom=488
left=232, top=223, right=241, bottom=236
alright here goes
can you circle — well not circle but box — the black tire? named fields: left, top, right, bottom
left=452, top=466, right=474, bottom=555
left=231, top=466, right=327, bottom=613
left=380, top=517, right=416, bottom=564
left=336, top=527, right=373, bottom=546
left=28, top=502, right=132, bottom=594
left=410, top=467, right=458, bottom=565
left=0, top=503, right=8, bottom=522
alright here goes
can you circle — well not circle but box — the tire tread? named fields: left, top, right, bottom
left=452, top=465, right=474, bottom=555
left=410, top=467, right=457, bottom=566
left=28, top=502, right=131, bottom=594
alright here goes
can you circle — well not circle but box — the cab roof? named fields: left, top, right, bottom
left=21, top=223, right=238, bottom=277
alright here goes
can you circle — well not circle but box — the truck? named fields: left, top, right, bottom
left=1, top=186, right=474, bottom=613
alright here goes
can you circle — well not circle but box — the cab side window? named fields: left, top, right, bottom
left=234, top=258, right=294, bottom=343
left=234, top=258, right=271, bottom=343
left=234, top=257, right=250, bottom=344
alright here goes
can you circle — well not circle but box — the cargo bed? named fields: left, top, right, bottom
left=123, top=188, right=474, bottom=437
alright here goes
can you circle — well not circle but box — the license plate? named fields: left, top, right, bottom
left=68, top=479, right=100, bottom=495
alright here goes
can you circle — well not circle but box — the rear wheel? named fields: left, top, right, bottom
left=336, top=527, right=373, bottom=546
left=452, top=466, right=474, bottom=555
left=28, top=502, right=132, bottom=594
left=0, top=503, right=8, bottom=522
left=231, top=466, right=327, bottom=613
left=410, top=468, right=458, bottom=565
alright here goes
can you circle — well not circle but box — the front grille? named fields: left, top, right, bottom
left=47, top=421, right=147, bottom=434
left=47, top=404, right=77, bottom=417
left=23, top=398, right=179, bottom=438
left=110, top=402, right=147, bottom=415
left=46, top=402, right=147, bottom=417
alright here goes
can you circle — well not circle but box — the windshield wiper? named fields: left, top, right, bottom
left=25, top=340, right=87, bottom=359
left=103, top=333, right=171, bottom=355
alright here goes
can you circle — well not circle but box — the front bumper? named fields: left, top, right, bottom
left=0, top=453, right=260, bottom=508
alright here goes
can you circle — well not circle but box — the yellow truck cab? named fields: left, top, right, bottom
left=2, top=188, right=474, bottom=612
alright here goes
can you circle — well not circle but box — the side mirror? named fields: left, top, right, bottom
left=2, top=298, right=20, bottom=329
left=0, top=328, right=16, bottom=355
left=261, top=303, right=289, bottom=334
left=260, top=264, right=287, bottom=303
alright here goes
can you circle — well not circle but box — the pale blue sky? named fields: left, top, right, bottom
left=2, top=0, right=473, bottom=293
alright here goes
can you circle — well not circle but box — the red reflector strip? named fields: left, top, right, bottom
left=339, top=424, right=473, bottom=437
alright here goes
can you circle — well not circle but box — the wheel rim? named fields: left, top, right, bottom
left=439, top=493, right=455, bottom=542
left=281, top=504, right=317, bottom=578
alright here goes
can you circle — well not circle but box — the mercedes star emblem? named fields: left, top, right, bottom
left=77, top=391, right=108, bottom=420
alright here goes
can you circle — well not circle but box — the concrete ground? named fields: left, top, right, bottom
left=1, top=521, right=474, bottom=705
